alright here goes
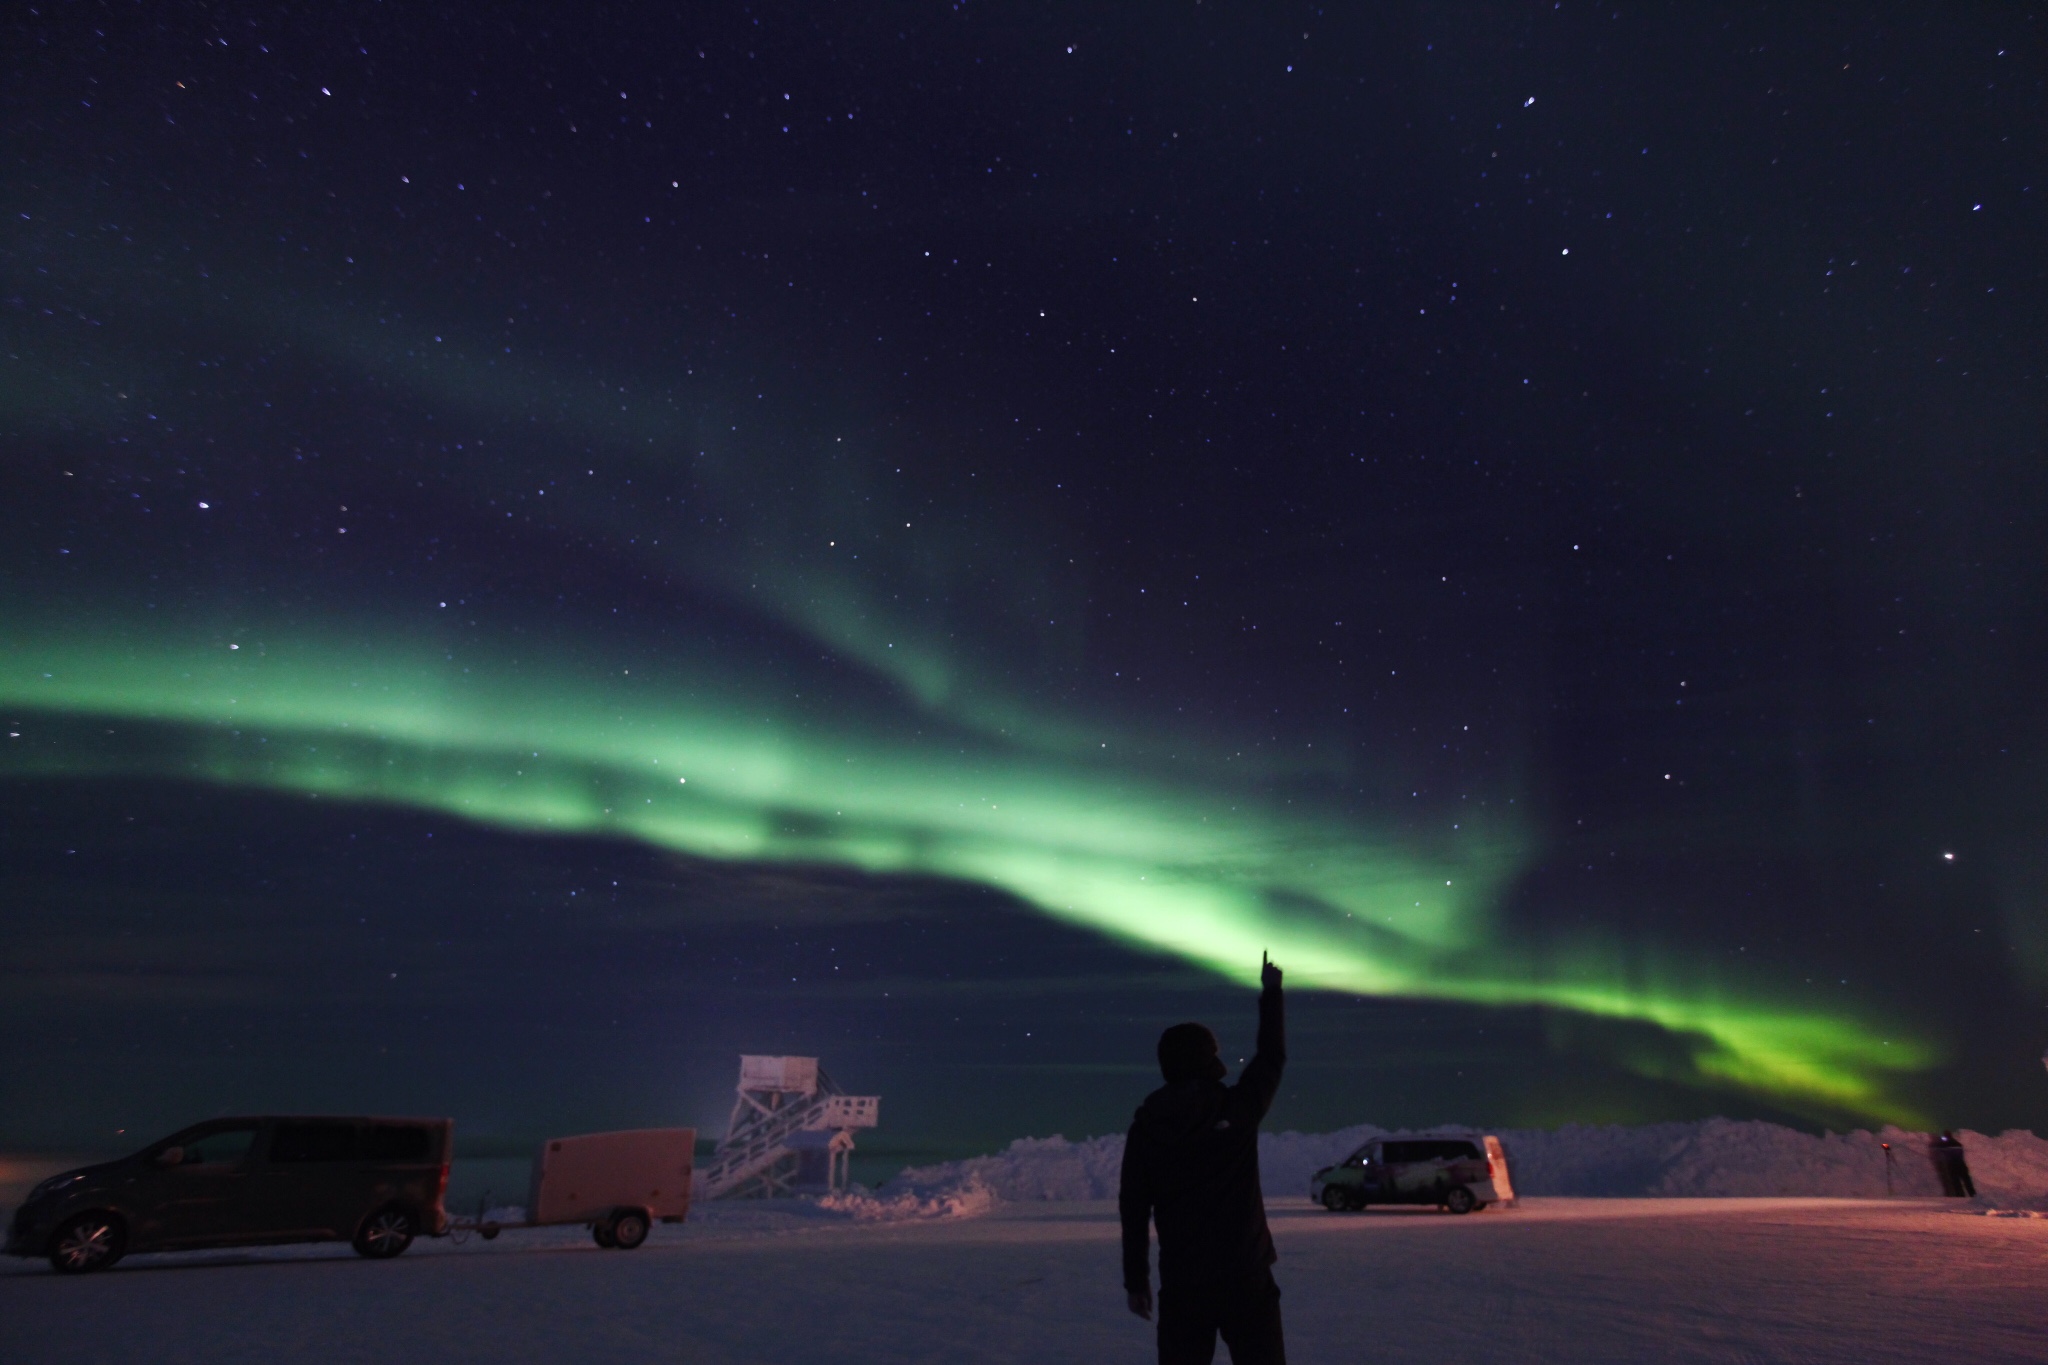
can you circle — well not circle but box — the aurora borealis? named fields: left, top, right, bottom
left=5, top=4, right=2047, bottom=1153
left=1, top=615, right=1928, bottom=1118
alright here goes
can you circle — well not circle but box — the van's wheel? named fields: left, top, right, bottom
left=1444, top=1186, right=1477, bottom=1215
left=1320, top=1186, right=1352, bottom=1213
left=610, top=1208, right=650, bottom=1250
left=353, top=1206, right=417, bottom=1258
left=49, top=1212, right=125, bottom=1274
left=592, top=1219, right=617, bottom=1248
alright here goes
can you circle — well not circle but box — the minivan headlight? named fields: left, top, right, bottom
left=27, top=1172, right=86, bottom=1203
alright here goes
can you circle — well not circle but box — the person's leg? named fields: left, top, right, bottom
left=1157, top=1283, right=1222, bottom=1365
left=1215, top=1270, right=1286, bottom=1365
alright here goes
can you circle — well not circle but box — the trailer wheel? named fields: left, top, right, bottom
left=592, top=1219, right=617, bottom=1248
left=611, top=1208, right=650, bottom=1250
left=1444, top=1186, right=1477, bottom=1215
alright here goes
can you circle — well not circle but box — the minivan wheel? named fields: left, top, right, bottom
left=1444, top=1186, right=1477, bottom=1215
left=49, top=1213, right=125, bottom=1274
left=610, top=1208, right=650, bottom=1250
left=353, top=1206, right=417, bottom=1259
left=1320, top=1186, right=1353, bottom=1213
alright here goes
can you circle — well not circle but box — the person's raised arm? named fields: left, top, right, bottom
left=1237, top=952, right=1286, bottom=1120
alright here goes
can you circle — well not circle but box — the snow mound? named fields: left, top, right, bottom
left=818, top=1177, right=998, bottom=1222
left=895, top=1120, right=2048, bottom=1203
left=462, top=1188, right=995, bottom=1228
left=895, top=1134, right=1127, bottom=1202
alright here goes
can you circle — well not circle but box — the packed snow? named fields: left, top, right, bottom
left=10, top=1196, right=2048, bottom=1363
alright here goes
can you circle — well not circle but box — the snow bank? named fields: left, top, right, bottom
left=818, top=1177, right=998, bottom=1222
left=890, top=1134, right=1128, bottom=1203
left=474, top=1181, right=997, bottom=1227
left=455, top=1122, right=2048, bottom=1223
left=892, top=1120, right=2048, bottom=1203
left=1493, top=1121, right=2048, bottom=1199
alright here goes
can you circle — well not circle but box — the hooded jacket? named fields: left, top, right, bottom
left=1119, top=977, right=1285, bottom=1292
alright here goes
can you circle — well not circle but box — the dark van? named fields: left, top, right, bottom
left=5, top=1115, right=453, bottom=1273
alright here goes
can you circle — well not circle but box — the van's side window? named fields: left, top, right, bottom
left=270, top=1122, right=359, bottom=1163
left=363, top=1124, right=431, bottom=1162
left=181, top=1125, right=258, bottom=1166
left=1381, top=1140, right=1482, bottom=1164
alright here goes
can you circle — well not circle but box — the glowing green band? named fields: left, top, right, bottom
left=0, top=622, right=1934, bottom=1123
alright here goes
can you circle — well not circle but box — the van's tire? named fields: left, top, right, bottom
left=48, top=1212, right=125, bottom=1274
left=1444, top=1186, right=1477, bottom=1215
left=353, top=1206, right=417, bottom=1259
left=610, top=1208, right=650, bottom=1250
left=592, top=1219, right=617, bottom=1248
left=1320, top=1186, right=1352, bottom=1212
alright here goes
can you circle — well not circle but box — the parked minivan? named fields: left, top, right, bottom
left=1309, top=1134, right=1506, bottom=1214
left=6, top=1115, right=453, bottom=1273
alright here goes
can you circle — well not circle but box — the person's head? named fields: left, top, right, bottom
left=1157, top=1022, right=1227, bottom=1084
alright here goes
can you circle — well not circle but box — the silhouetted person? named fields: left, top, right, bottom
left=1120, top=953, right=1286, bottom=1365
left=1932, top=1130, right=1976, bottom=1197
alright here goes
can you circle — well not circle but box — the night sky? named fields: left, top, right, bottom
left=5, top=3, right=2048, bottom=1163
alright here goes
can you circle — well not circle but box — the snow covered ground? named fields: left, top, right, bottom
left=12, top=1119, right=2048, bottom=1361
left=8, top=1195, right=2048, bottom=1363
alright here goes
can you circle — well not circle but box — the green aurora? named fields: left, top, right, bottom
left=0, top=620, right=1937, bottom=1124
left=0, top=212, right=1958, bottom=1129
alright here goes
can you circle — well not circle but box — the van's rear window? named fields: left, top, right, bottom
left=270, top=1122, right=359, bottom=1163
left=363, top=1124, right=432, bottom=1161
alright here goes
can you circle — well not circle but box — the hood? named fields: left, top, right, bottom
left=25, top=1158, right=126, bottom=1204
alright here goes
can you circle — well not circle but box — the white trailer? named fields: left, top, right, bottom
left=456, top=1127, right=695, bottom=1250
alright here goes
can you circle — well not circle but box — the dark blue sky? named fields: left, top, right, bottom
left=4, top=2, right=2047, bottom=1158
